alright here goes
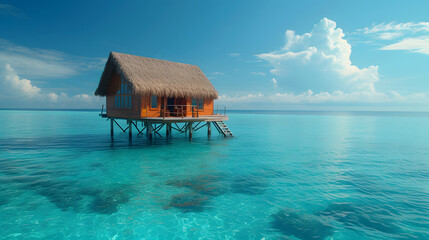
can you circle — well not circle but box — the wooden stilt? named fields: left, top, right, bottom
left=110, top=118, right=114, bottom=138
left=166, top=123, right=171, bottom=137
left=188, top=122, right=193, bottom=139
left=148, top=123, right=153, bottom=140
left=102, top=115, right=231, bottom=141
left=128, top=120, right=132, bottom=141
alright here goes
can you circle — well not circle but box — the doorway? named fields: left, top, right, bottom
left=167, top=98, right=175, bottom=114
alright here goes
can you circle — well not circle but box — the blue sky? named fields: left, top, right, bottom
left=1, top=0, right=429, bottom=110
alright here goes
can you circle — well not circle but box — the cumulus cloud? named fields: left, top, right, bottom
left=257, top=18, right=379, bottom=93
left=0, top=64, right=102, bottom=108
left=0, top=39, right=105, bottom=79
left=216, top=18, right=429, bottom=109
left=3, top=64, right=42, bottom=98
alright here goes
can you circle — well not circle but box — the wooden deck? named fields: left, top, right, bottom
left=100, top=113, right=228, bottom=123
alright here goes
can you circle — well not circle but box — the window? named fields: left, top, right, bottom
left=114, top=77, right=132, bottom=109
left=192, top=98, right=203, bottom=110
left=151, top=95, right=158, bottom=108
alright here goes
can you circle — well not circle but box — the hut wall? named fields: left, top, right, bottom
left=203, top=99, right=214, bottom=115
left=184, top=98, right=214, bottom=116
left=139, top=96, right=214, bottom=118
left=140, top=95, right=163, bottom=118
left=105, top=73, right=141, bottom=119
left=106, top=95, right=141, bottom=119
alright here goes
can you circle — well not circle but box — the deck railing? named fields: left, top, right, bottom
left=102, top=104, right=227, bottom=119
left=157, top=105, right=228, bottom=119
left=159, top=105, right=200, bottom=119
left=214, top=105, right=227, bottom=116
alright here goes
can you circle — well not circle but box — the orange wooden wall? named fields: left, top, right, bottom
left=140, top=95, right=162, bottom=118
left=140, top=96, right=214, bottom=118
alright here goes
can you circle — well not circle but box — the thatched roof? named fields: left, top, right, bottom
left=95, top=52, right=218, bottom=99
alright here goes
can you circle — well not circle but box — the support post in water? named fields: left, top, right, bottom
left=110, top=118, right=114, bottom=138
left=188, top=122, right=193, bottom=139
left=207, top=122, right=211, bottom=137
left=148, top=123, right=153, bottom=140
left=128, top=120, right=132, bottom=141
left=166, top=123, right=171, bottom=137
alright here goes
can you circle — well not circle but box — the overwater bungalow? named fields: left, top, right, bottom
left=95, top=52, right=232, bottom=139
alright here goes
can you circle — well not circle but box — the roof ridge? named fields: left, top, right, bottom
left=110, top=52, right=199, bottom=68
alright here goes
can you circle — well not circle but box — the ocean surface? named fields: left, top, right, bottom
left=0, top=110, right=428, bottom=240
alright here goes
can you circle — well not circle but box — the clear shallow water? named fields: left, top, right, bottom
left=0, top=110, right=428, bottom=240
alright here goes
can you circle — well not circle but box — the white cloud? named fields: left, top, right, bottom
left=377, top=32, right=404, bottom=40
left=257, top=18, right=379, bottom=93
left=361, top=21, right=429, bottom=40
left=47, top=92, right=58, bottom=102
left=207, top=72, right=225, bottom=80
left=218, top=93, right=265, bottom=103
left=228, top=53, right=240, bottom=57
left=360, top=21, right=429, bottom=55
left=380, top=36, right=429, bottom=55
left=3, top=64, right=42, bottom=97
left=0, top=4, right=22, bottom=17
left=216, top=18, right=429, bottom=109
left=0, top=39, right=105, bottom=79
left=217, top=90, right=428, bottom=106
left=244, top=59, right=263, bottom=63
left=0, top=64, right=102, bottom=108
left=272, top=78, right=277, bottom=90
left=250, top=72, right=266, bottom=76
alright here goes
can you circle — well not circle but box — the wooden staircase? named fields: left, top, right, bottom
left=213, top=121, right=233, bottom=137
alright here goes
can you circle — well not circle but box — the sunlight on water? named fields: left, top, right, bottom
left=0, top=110, right=428, bottom=239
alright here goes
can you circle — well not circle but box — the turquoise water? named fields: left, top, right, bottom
left=0, top=110, right=428, bottom=240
